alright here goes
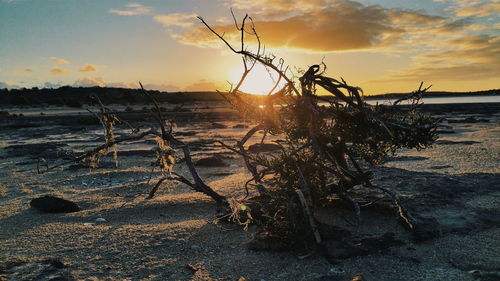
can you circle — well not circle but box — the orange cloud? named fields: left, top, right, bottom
left=109, top=3, right=152, bottom=16
left=455, top=1, right=500, bottom=17
left=371, top=34, right=500, bottom=82
left=183, top=79, right=220, bottom=91
left=49, top=66, right=70, bottom=76
left=49, top=57, right=70, bottom=64
left=153, top=13, right=198, bottom=28
left=0, top=81, right=19, bottom=88
left=79, top=64, right=99, bottom=72
left=173, top=3, right=444, bottom=52
left=228, top=0, right=345, bottom=12
left=74, top=77, right=105, bottom=87
left=14, top=68, right=32, bottom=76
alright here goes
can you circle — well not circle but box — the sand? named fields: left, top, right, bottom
left=0, top=104, right=499, bottom=281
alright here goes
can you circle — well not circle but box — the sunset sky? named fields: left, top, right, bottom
left=0, top=0, right=498, bottom=95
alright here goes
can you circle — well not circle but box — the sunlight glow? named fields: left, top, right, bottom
left=228, top=63, right=286, bottom=95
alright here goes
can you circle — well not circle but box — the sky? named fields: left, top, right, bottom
left=0, top=0, right=498, bottom=95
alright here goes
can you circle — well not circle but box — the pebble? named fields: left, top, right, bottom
left=95, top=218, right=106, bottom=223
left=83, top=222, right=96, bottom=226
left=330, top=268, right=345, bottom=274
left=191, top=245, right=202, bottom=251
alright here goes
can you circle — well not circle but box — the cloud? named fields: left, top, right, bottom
left=227, top=0, right=343, bottom=12
left=174, top=3, right=445, bottom=52
left=183, top=80, right=220, bottom=91
left=142, top=83, right=181, bottom=92
left=216, top=17, right=229, bottom=23
left=455, top=1, right=500, bottom=17
left=0, top=81, right=19, bottom=89
left=108, top=3, right=152, bottom=16
left=44, top=82, right=62, bottom=89
left=49, top=66, right=70, bottom=76
left=433, top=0, right=500, bottom=18
left=49, top=57, right=70, bottom=64
left=79, top=64, right=99, bottom=72
left=153, top=13, right=198, bottom=28
left=73, top=77, right=106, bottom=87
left=106, top=81, right=139, bottom=88
left=14, top=68, right=32, bottom=76
left=72, top=78, right=181, bottom=91
left=371, top=34, right=500, bottom=82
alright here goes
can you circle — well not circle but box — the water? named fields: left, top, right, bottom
left=3, top=95, right=499, bottom=116
left=365, top=95, right=500, bottom=105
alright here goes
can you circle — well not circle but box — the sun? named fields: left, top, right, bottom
left=228, top=63, right=286, bottom=95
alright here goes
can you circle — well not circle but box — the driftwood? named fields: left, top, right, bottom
left=198, top=13, right=438, bottom=246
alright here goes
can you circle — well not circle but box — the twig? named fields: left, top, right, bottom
left=296, top=189, right=322, bottom=244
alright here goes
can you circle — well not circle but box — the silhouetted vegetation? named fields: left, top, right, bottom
left=0, top=85, right=497, bottom=108
left=0, top=86, right=269, bottom=107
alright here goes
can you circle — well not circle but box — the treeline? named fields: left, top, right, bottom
left=0, top=86, right=228, bottom=107
left=0, top=86, right=497, bottom=107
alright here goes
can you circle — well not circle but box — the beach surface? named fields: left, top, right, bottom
left=0, top=103, right=499, bottom=281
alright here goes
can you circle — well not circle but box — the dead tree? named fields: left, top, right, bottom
left=199, top=13, right=438, bottom=247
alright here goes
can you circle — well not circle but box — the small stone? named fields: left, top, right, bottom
left=194, top=156, right=229, bottom=167
left=211, top=122, right=227, bottom=129
left=83, top=222, right=95, bottom=226
left=191, top=245, right=202, bottom=251
left=329, top=268, right=345, bottom=274
left=95, top=218, right=106, bottom=223
left=233, top=124, right=248, bottom=129
left=248, top=143, right=281, bottom=153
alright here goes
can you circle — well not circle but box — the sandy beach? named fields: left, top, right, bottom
left=0, top=103, right=499, bottom=281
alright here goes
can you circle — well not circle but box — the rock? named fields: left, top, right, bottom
left=233, top=124, right=248, bottom=129
left=175, top=131, right=197, bottom=136
left=194, top=156, right=229, bottom=167
left=95, top=218, right=106, bottom=223
left=248, top=143, right=281, bottom=153
left=190, top=245, right=202, bottom=251
left=329, top=268, right=345, bottom=275
left=210, top=122, right=227, bottom=129
left=30, top=195, right=80, bottom=213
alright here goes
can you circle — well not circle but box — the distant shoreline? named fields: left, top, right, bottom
left=0, top=86, right=498, bottom=107
left=365, top=89, right=499, bottom=99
